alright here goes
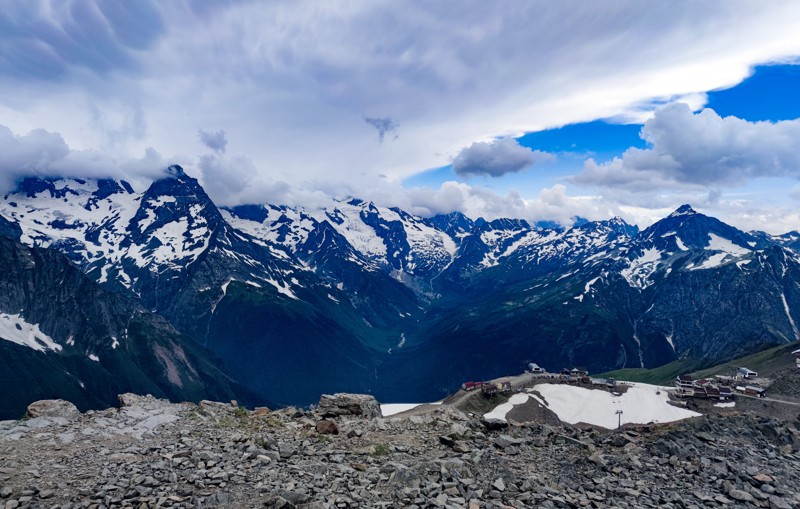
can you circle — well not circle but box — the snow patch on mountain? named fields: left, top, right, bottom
left=221, top=206, right=315, bottom=252
left=1, top=179, right=141, bottom=268
left=706, top=233, right=749, bottom=255
left=0, top=313, right=62, bottom=352
left=318, top=204, right=387, bottom=259
left=689, top=234, right=751, bottom=271
left=620, top=247, right=662, bottom=289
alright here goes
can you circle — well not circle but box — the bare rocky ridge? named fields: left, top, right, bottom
left=1, top=394, right=800, bottom=509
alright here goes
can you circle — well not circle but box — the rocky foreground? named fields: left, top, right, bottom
left=1, top=394, right=799, bottom=509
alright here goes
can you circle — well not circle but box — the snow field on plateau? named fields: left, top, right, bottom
left=484, top=383, right=700, bottom=429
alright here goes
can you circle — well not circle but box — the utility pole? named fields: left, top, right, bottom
left=615, top=409, right=623, bottom=430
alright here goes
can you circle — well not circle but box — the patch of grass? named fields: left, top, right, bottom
left=691, top=341, right=800, bottom=380
left=597, top=359, right=698, bottom=386
left=597, top=341, right=800, bottom=386
left=233, top=407, right=248, bottom=418
left=372, top=443, right=390, bottom=456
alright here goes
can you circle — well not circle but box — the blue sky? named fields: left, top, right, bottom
left=406, top=63, right=799, bottom=189
left=404, top=63, right=800, bottom=231
left=1, top=2, right=800, bottom=231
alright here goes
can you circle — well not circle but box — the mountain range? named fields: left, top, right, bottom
left=2, top=165, right=800, bottom=416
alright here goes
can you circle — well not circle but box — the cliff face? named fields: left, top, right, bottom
left=0, top=220, right=251, bottom=419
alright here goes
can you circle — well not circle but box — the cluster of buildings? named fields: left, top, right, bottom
left=460, top=380, right=512, bottom=395
left=676, top=366, right=766, bottom=399
left=675, top=375, right=735, bottom=399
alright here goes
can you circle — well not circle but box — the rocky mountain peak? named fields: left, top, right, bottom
left=669, top=204, right=697, bottom=217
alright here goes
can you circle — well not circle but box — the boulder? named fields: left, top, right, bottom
left=26, top=400, right=80, bottom=420
left=317, top=393, right=382, bottom=419
left=480, top=418, right=509, bottom=431
left=315, top=420, right=339, bottom=435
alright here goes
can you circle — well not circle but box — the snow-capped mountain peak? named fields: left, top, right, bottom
left=669, top=204, right=697, bottom=217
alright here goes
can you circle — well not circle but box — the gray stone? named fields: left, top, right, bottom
left=769, top=495, right=792, bottom=509
left=728, top=489, right=754, bottom=503
left=317, top=393, right=382, bottom=418
left=493, top=478, right=505, bottom=492
left=279, top=443, right=297, bottom=459
left=480, top=418, right=509, bottom=431
left=25, top=400, right=80, bottom=420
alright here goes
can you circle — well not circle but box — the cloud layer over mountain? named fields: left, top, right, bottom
left=1, top=1, right=800, bottom=231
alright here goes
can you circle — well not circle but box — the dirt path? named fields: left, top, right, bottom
left=387, top=371, right=541, bottom=418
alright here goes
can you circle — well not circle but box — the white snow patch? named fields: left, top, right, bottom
left=620, top=247, right=662, bottom=289
left=149, top=195, right=176, bottom=206
left=381, top=401, right=442, bottom=417
left=264, top=278, right=298, bottom=300
left=706, top=233, right=750, bottom=255
left=665, top=332, right=676, bottom=353
left=556, top=271, right=576, bottom=281
left=675, top=236, right=688, bottom=251
left=88, top=354, right=99, bottom=362
left=714, top=402, right=736, bottom=408
left=691, top=252, right=729, bottom=270
left=584, top=276, right=601, bottom=294
left=533, top=383, right=700, bottom=429
left=327, top=294, right=340, bottom=303
left=483, top=393, right=531, bottom=421
left=0, top=313, right=62, bottom=352
left=782, top=293, right=800, bottom=339
left=111, top=336, right=119, bottom=349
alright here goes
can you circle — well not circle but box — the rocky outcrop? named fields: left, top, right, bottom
left=317, top=393, right=382, bottom=419
left=2, top=394, right=800, bottom=508
left=25, top=400, right=79, bottom=420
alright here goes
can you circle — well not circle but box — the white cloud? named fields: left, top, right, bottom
left=575, top=103, right=800, bottom=189
left=2, top=2, right=800, bottom=234
left=0, top=125, right=166, bottom=192
left=452, top=138, right=553, bottom=178
left=1, top=1, right=799, bottom=187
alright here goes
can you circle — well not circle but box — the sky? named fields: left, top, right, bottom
left=1, top=1, right=800, bottom=232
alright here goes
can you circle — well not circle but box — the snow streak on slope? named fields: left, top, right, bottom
left=0, top=313, right=62, bottom=352
left=782, top=293, right=800, bottom=339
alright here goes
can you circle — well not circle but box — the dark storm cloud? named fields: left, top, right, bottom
left=364, top=117, right=399, bottom=142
